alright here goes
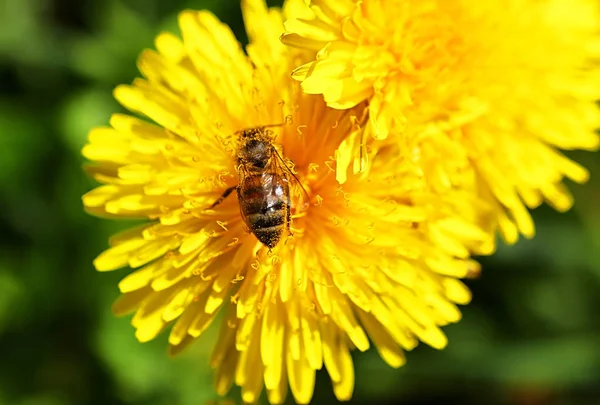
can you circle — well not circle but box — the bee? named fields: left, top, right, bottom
left=210, top=124, right=309, bottom=248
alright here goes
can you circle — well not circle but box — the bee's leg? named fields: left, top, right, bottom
left=209, top=186, right=236, bottom=209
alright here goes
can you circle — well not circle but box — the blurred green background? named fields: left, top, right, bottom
left=1, top=0, right=600, bottom=404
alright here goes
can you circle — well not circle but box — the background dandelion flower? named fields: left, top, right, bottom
left=83, top=0, right=489, bottom=403
left=281, top=0, right=600, bottom=243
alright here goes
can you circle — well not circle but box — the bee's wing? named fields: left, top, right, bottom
left=270, top=149, right=310, bottom=213
left=236, top=165, right=252, bottom=226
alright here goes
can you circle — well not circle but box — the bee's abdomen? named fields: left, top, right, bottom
left=247, top=213, right=285, bottom=248
left=239, top=173, right=289, bottom=248
left=246, top=211, right=286, bottom=229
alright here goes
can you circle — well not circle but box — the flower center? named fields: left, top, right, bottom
left=349, top=0, right=466, bottom=83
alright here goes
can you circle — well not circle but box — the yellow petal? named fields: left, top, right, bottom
left=93, top=238, right=147, bottom=271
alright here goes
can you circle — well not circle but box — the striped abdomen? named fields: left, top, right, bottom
left=238, top=171, right=290, bottom=248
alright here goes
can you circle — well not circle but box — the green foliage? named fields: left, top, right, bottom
left=0, top=1, right=599, bottom=404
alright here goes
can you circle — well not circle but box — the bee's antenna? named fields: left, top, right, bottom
left=260, top=122, right=286, bottom=129
left=233, top=122, right=287, bottom=137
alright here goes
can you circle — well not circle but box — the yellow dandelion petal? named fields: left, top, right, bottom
left=282, top=0, right=600, bottom=243
left=83, top=1, right=491, bottom=403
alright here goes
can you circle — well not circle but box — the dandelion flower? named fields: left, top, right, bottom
left=281, top=0, right=600, bottom=243
left=83, top=0, right=489, bottom=403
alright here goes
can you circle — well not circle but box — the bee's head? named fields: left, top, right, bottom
left=239, top=127, right=261, bottom=139
left=238, top=123, right=285, bottom=139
